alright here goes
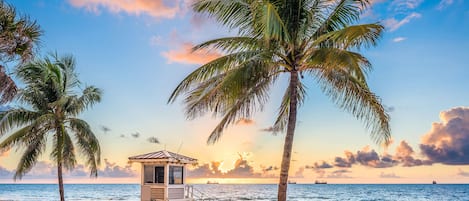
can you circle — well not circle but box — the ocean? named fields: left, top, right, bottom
left=0, top=184, right=468, bottom=201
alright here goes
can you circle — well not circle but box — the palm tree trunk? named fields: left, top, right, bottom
left=56, top=125, right=65, bottom=201
left=277, top=71, right=299, bottom=201
left=58, top=161, right=65, bottom=201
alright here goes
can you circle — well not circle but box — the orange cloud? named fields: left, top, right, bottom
left=236, top=118, right=255, bottom=125
left=161, top=42, right=221, bottom=65
left=0, top=150, right=8, bottom=158
left=68, top=0, right=182, bottom=19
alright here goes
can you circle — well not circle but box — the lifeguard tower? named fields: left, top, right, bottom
left=129, top=150, right=198, bottom=201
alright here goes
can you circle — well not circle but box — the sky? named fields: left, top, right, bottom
left=0, top=0, right=469, bottom=184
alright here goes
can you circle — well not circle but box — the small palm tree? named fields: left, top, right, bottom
left=0, top=54, right=102, bottom=201
left=169, top=0, right=391, bottom=200
left=0, top=0, right=42, bottom=103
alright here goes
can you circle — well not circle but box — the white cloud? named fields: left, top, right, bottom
left=384, top=12, right=422, bottom=32
left=436, top=0, right=454, bottom=10
left=393, top=37, right=407, bottom=42
left=391, top=0, right=423, bottom=12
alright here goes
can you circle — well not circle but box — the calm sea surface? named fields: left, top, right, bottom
left=0, top=184, right=468, bottom=201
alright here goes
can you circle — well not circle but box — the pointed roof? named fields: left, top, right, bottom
left=128, top=150, right=197, bottom=164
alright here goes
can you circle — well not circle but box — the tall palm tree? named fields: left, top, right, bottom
left=0, top=0, right=42, bottom=103
left=0, top=54, right=102, bottom=201
left=169, top=0, right=391, bottom=200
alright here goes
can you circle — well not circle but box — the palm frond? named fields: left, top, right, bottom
left=272, top=77, right=306, bottom=133
left=0, top=125, right=33, bottom=153
left=313, top=0, right=369, bottom=37
left=305, top=48, right=372, bottom=83
left=316, top=68, right=390, bottom=144
left=193, top=0, right=252, bottom=32
left=68, top=118, right=100, bottom=177
left=0, top=65, right=17, bottom=103
left=61, top=129, right=77, bottom=171
left=13, top=131, right=47, bottom=180
left=0, top=108, right=40, bottom=136
left=193, top=36, right=261, bottom=54
left=314, top=23, right=383, bottom=50
left=168, top=50, right=265, bottom=103
left=66, top=86, right=102, bottom=116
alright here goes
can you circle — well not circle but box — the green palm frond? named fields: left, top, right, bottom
left=61, top=129, right=77, bottom=171
left=206, top=68, right=275, bottom=144
left=14, top=131, right=47, bottom=180
left=316, top=68, right=390, bottom=144
left=306, top=48, right=372, bottom=83
left=0, top=125, right=33, bottom=153
left=68, top=118, right=100, bottom=177
left=272, top=78, right=306, bottom=133
left=168, top=50, right=266, bottom=103
left=0, top=109, right=40, bottom=136
left=193, top=0, right=251, bottom=32
left=252, top=1, right=291, bottom=42
left=193, top=36, right=261, bottom=53
left=314, top=23, right=383, bottom=50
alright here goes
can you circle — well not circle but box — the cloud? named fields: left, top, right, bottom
left=147, top=136, right=160, bottom=144
left=420, top=107, right=469, bottom=165
left=149, top=35, right=163, bottom=46
left=0, top=159, right=137, bottom=179
left=261, top=165, right=278, bottom=173
left=130, top=132, right=140, bottom=138
left=236, top=118, right=255, bottom=125
left=355, top=146, right=397, bottom=168
left=187, top=154, right=276, bottom=178
left=100, top=125, right=111, bottom=133
left=0, top=149, right=9, bottom=158
left=384, top=12, right=421, bottom=32
left=161, top=42, right=221, bottom=65
left=392, top=37, right=406, bottom=43
left=99, top=159, right=137, bottom=177
left=436, top=0, right=454, bottom=10
left=394, top=141, right=432, bottom=167
left=327, top=169, right=352, bottom=178
left=293, top=167, right=305, bottom=178
left=390, top=0, right=423, bottom=12
left=334, top=151, right=355, bottom=168
left=457, top=169, right=469, bottom=177
left=379, top=172, right=401, bottom=178
left=0, top=166, right=13, bottom=178
left=68, top=0, right=183, bottom=19
left=310, top=161, right=333, bottom=169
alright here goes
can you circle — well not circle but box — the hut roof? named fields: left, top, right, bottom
left=128, top=150, right=197, bottom=164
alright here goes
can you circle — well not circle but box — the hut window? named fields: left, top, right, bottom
left=169, top=166, right=183, bottom=184
left=155, top=166, right=165, bottom=183
left=144, top=165, right=154, bottom=183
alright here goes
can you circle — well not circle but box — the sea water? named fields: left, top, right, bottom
left=0, top=184, right=468, bottom=201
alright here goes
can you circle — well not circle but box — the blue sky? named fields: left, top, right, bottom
left=1, top=0, right=469, bottom=183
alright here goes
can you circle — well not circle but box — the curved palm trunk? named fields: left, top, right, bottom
left=58, top=161, right=65, bottom=201
left=278, top=71, right=299, bottom=201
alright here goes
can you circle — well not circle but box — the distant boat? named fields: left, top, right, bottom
left=207, top=181, right=219, bottom=184
left=288, top=180, right=297, bottom=184
left=315, top=180, right=327, bottom=184
left=432, top=180, right=437, bottom=184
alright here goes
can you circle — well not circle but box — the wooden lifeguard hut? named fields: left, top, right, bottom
left=128, top=150, right=197, bottom=201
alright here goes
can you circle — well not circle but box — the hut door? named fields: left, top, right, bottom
left=155, top=166, right=164, bottom=183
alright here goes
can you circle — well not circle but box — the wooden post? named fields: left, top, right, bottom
left=164, top=163, right=169, bottom=200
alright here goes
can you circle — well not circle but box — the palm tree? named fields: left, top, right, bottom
left=0, top=0, right=42, bottom=103
left=169, top=0, right=391, bottom=200
left=0, top=54, right=102, bottom=201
